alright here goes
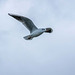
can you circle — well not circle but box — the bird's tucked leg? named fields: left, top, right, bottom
left=23, top=35, right=33, bottom=40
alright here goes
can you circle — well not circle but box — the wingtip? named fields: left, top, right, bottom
left=8, top=13, right=15, bottom=17
left=8, top=13, right=15, bottom=16
left=8, top=13, right=12, bottom=16
left=8, top=13, right=19, bottom=17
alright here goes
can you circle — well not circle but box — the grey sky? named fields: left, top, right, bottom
left=0, top=0, right=75, bottom=75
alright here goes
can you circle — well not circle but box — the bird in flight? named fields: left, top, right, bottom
left=8, top=13, right=53, bottom=40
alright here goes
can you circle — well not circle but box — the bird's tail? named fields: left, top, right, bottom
left=23, top=35, right=33, bottom=40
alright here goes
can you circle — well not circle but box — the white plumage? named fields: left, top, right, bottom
left=8, top=13, right=53, bottom=40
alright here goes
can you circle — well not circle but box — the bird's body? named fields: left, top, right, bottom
left=8, top=13, right=53, bottom=40
left=23, top=29, right=44, bottom=40
left=31, top=29, right=44, bottom=37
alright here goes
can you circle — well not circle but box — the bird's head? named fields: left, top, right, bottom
left=45, top=28, right=53, bottom=33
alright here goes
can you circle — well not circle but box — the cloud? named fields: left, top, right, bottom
left=0, top=0, right=75, bottom=75
left=0, top=0, right=33, bottom=15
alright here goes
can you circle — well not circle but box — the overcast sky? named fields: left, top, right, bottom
left=0, top=0, right=75, bottom=75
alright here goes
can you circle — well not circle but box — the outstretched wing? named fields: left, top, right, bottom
left=8, top=13, right=38, bottom=33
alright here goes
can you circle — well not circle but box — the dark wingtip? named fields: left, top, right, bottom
left=8, top=13, right=22, bottom=21
left=8, top=13, right=16, bottom=18
left=8, top=13, right=12, bottom=16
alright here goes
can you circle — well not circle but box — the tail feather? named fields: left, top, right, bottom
left=23, top=35, right=33, bottom=40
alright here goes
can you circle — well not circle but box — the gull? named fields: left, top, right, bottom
left=8, top=13, right=53, bottom=40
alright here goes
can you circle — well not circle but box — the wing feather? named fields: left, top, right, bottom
left=8, top=13, right=38, bottom=33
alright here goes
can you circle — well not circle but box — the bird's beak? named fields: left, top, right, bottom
left=45, top=28, right=53, bottom=33
left=8, top=13, right=22, bottom=22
